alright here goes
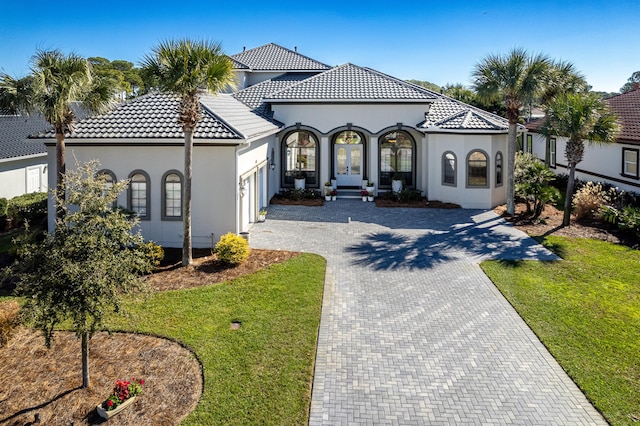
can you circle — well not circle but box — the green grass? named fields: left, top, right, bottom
left=481, top=237, right=640, bottom=425
left=106, top=253, right=326, bottom=425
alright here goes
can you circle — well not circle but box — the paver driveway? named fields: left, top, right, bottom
left=249, top=200, right=605, bottom=425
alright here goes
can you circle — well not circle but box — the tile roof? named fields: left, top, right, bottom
left=33, top=92, right=281, bottom=141
left=232, top=73, right=318, bottom=114
left=230, top=43, right=331, bottom=71
left=0, top=113, right=50, bottom=161
left=266, top=64, right=439, bottom=102
left=418, top=96, right=510, bottom=131
left=605, top=88, right=640, bottom=143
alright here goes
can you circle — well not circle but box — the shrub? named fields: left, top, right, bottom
left=514, top=152, right=560, bottom=218
left=0, top=300, right=21, bottom=347
left=134, top=241, right=165, bottom=273
left=215, top=233, right=250, bottom=265
left=7, top=192, right=48, bottom=227
left=0, top=198, right=7, bottom=222
left=601, top=205, right=640, bottom=240
left=573, top=182, right=619, bottom=222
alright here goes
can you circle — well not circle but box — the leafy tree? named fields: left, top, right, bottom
left=89, top=57, right=145, bottom=98
left=514, top=152, right=560, bottom=218
left=406, top=79, right=441, bottom=92
left=442, top=83, right=476, bottom=104
left=142, top=39, right=234, bottom=266
left=0, top=50, right=116, bottom=216
left=472, top=48, right=551, bottom=215
left=620, top=71, right=640, bottom=93
left=541, top=92, right=620, bottom=226
left=10, top=160, right=154, bottom=388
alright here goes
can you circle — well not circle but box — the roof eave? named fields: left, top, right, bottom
left=0, top=152, right=47, bottom=163
left=266, top=98, right=436, bottom=104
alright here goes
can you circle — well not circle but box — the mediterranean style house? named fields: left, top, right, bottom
left=0, top=112, right=49, bottom=199
left=38, top=43, right=513, bottom=248
left=525, top=88, right=640, bottom=195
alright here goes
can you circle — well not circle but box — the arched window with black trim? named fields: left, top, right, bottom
left=442, top=151, right=456, bottom=186
left=379, top=130, right=414, bottom=187
left=283, top=130, right=318, bottom=187
left=162, top=170, right=183, bottom=220
left=466, top=150, right=489, bottom=188
left=128, top=170, right=150, bottom=219
left=495, top=151, right=503, bottom=187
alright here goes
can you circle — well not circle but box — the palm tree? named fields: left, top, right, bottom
left=141, top=39, right=234, bottom=266
left=0, top=50, right=116, bottom=215
left=538, top=61, right=588, bottom=165
left=541, top=92, right=619, bottom=226
left=472, top=48, right=551, bottom=215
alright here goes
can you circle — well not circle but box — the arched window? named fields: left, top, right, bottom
left=442, top=151, right=456, bottom=186
left=98, top=169, right=117, bottom=209
left=283, top=130, right=318, bottom=187
left=495, top=152, right=503, bottom=187
left=162, top=171, right=183, bottom=220
left=467, top=150, right=489, bottom=187
left=379, top=130, right=414, bottom=187
left=128, top=170, right=150, bottom=219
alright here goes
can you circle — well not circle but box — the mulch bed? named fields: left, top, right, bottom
left=269, top=195, right=324, bottom=206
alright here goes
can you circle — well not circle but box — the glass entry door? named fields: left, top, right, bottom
left=335, top=144, right=362, bottom=186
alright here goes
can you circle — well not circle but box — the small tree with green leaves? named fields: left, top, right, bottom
left=11, top=160, right=155, bottom=388
left=514, top=152, right=560, bottom=219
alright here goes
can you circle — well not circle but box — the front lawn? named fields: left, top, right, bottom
left=108, top=252, right=326, bottom=425
left=481, top=237, right=640, bottom=425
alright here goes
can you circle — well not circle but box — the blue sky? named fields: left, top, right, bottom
left=1, top=0, right=638, bottom=92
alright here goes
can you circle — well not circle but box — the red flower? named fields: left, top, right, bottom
left=106, top=400, right=113, bottom=407
left=139, top=379, right=145, bottom=385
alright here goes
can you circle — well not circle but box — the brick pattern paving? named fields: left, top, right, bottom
left=249, top=201, right=605, bottom=425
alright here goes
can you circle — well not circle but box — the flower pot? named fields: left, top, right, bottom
left=325, top=195, right=331, bottom=201
left=362, top=196, right=367, bottom=202
left=391, top=179, right=403, bottom=193
left=258, top=214, right=266, bottom=222
left=294, top=178, right=306, bottom=190
left=368, top=196, right=374, bottom=202
left=332, top=195, right=337, bottom=201
left=366, top=185, right=375, bottom=194
left=96, top=396, right=136, bottom=420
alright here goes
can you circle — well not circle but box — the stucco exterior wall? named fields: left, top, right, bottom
left=272, top=103, right=431, bottom=134
left=528, top=132, right=640, bottom=194
left=426, top=133, right=507, bottom=209
left=0, top=155, right=48, bottom=199
left=48, top=143, right=240, bottom=248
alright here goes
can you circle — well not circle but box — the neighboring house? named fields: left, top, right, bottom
left=0, top=112, right=50, bottom=199
left=525, top=88, right=640, bottom=194
left=37, top=43, right=513, bottom=248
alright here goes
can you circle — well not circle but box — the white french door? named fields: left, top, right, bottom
left=335, top=144, right=362, bottom=186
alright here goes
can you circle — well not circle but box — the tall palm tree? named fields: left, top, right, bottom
left=141, top=39, right=234, bottom=266
left=0, top=50, right=116, bottom=215
left=538, top=61, right=588, bottom=165
left=541, top=92, right=619, bottom=226
left=472, top=48, right=551, bottom=215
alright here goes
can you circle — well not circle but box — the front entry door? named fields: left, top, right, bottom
left=335, top=144, right=362, bottom=186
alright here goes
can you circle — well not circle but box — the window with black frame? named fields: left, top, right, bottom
left=379, top=131, right=414, bottom=187
left=283, top=130, right=318, bottom=187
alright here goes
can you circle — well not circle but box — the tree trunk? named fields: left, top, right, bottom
left=506, top=121, right=518, bottom=215
left=81, top=330, right=90, bottom=388
left=563, top=164, right=576, bottom=227
left=55, top=132, right=66, bottom=219
left=182, top=128, right=193, bottom=266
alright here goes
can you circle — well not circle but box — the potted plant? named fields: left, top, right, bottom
left=391, top=173, right=404, bottom=193
left=324, top=181, right=332, bottom=196
left=330, top=189, right=338, bottom=201
left=96, top=377, right=144, bottom=420
left=366, top=181, right=375, bottom=194
left=360, top=189, right=368, bottom=202
left=367, top=191, right=374, bottom=202
left=258, top=209, right=267, bottom=222
left=294, top=171, right=306, bottom=190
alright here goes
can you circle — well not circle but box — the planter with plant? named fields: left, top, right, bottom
left=366, top=181, right=375, bottom=194
left=96, top=378, right=144, bottom=419
left=360, top=189, right=368, bottom=202
left=258, top=209, right=267, bottom=222
left=391, top=174, right=404, bottom=193
left=330, top=189, right=338, bottom=201
left=324, top=181, right=332, bottom=196
left=294, top=172, right=306, bottom=190
left=367, top=191, right=374, bottom=202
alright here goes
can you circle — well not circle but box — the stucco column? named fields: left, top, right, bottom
left=369, top=136, right=378, bottom=194
left=421, top=133, right=429, bottom=196
left=320, top=135, right=330, bottom=185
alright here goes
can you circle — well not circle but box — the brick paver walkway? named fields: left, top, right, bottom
left=249, top=200, right=605, bottom=425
